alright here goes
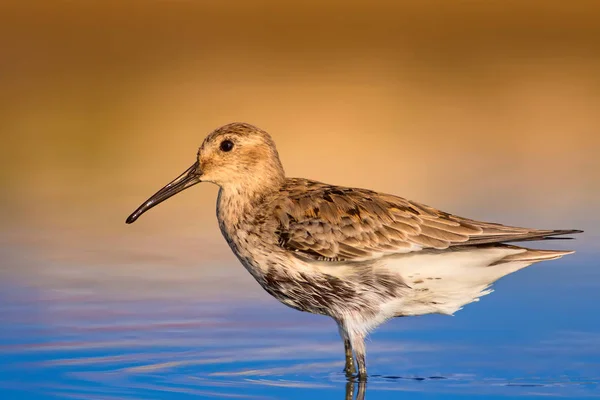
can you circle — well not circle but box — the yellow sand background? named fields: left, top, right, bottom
left=1, top=1, right=598, bottom=291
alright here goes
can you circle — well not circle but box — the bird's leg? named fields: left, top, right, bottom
left=350, top=332, right=368, bottom=381
left=344, top=338, right=356, bottom=376
left=337, top=322, right=356, bottom=376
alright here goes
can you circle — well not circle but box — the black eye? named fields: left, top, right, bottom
left=220, top=140, right=234, bottom=152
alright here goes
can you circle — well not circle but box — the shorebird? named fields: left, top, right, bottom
left=126, top=122, right=581, bottom=380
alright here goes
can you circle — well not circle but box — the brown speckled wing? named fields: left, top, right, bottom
left=272, top=179, right=576, bottom=262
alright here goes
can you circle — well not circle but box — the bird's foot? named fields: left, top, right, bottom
left=345, top=370, right=368, bottom=383
left=356, top=372, right=368, bottom=383
left=344, top=364, right=356, bottom=377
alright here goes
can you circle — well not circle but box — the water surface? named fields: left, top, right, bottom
left=1, top=243, right=598, bottom=399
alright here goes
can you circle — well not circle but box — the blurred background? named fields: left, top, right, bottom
left=1, top=0, right=599, bottom=292
left=0, top=2, right=599, bottom=398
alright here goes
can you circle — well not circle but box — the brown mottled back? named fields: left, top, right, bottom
left=262, top=178, right=577, bottom=262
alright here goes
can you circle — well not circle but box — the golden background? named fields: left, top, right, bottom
left=1, top=1, right=598, bottom=294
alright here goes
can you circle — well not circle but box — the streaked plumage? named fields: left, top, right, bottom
left=126, top=122, right=581, bottom=380
left=265, top=178, right=576, bottom=260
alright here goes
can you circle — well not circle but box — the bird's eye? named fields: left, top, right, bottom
left=220, top=140, right=234, bottom=152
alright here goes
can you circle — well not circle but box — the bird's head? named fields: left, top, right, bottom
left=126, top=122, right=284, bottom=224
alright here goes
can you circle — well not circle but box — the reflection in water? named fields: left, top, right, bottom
left=346, top=381, right=366, bottom=400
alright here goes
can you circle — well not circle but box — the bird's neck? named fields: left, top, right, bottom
left=215, top=178, right=283, bottom=279
left=216, top=175, right=283, bottom=228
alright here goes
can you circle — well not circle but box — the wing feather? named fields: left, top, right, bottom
left=273, top=179, right=581, bottom=262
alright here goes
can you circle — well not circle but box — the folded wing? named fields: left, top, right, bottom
left=273, top=179, right=581, bottom=262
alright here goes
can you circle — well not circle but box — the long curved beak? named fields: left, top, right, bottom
left=126, top=161, right=202, bottom=224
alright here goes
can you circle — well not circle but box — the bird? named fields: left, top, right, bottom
left=126, top=122, right=581, bottom=381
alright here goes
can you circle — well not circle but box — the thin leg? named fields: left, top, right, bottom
left=344, top=337, right=356, bottom=376
left=337, top=322, right=356, bottom=376
left=350, top=331, right=367, bottom=381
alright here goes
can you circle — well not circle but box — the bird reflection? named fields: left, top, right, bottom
left=345, top=381, right=366, bottom=400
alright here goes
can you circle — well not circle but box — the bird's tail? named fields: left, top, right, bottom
left=490, top=245, right=574, bottom=265
left=390, top=244, right=576, bottom=317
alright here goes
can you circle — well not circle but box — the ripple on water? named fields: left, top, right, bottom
left=1, top=264, right=600, bottom=399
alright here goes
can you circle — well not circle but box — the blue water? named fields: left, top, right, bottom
left=1, top=250, right=599, bottom=399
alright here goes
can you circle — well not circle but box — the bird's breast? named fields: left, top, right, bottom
left=216, top=191, right=278, bottom=278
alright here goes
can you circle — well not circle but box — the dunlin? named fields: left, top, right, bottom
left=126, top=122, right=581, bottom=380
